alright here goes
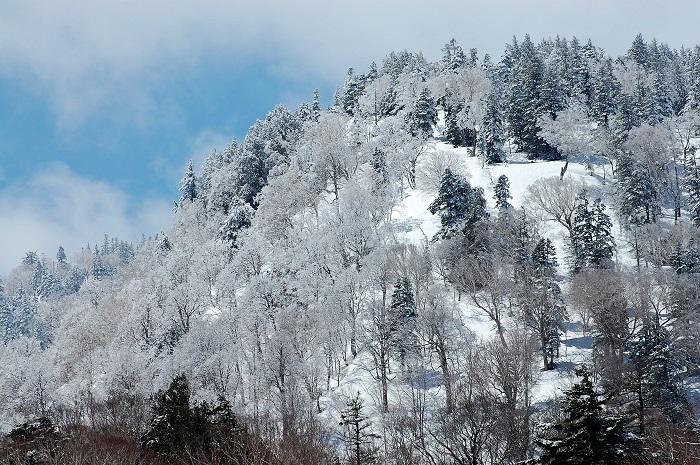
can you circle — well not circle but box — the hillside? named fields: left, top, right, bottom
left=2, top=34, right=700, bottom=464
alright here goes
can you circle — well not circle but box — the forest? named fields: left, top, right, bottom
left=2, top=33, right=700, bottom=464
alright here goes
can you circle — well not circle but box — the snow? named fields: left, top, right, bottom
left=385, top=123, right=616, bottom=412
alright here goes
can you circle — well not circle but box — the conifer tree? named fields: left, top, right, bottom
left=569, top=193, right=614, bottom=272
left=312, top=88, right=322, bottom=121
left=537, top=366, right=626, bottom=465
left=627, top=318, right=689, bottom=430
left=429, top=168, right=489, bottom=242
left=479, top=90, right=506, bottom=163
left=339, top=392, right=380, bottom=465
left=388, top=277, right=417, bottom=360
left=494, top=174, right=512, bottom=210
left=441, top=38, right=467, bottom=71
left=410, top=88, right=437, bottom=139
left=178, top=160, right=198, bottom=207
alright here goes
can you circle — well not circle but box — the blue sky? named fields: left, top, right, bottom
left=0, top=0, right=698, bottom=273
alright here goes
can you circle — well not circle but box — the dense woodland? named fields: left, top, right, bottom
left=3, top=34, right=700, bottom=464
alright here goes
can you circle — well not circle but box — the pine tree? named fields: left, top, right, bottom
left=569, top=192, right=614, bottom=272
left=219, top=197, right=254, bottom=248
left=505, top=35, right=556, bottom=158
left=617, top=154, right=660, bottom=226
left=409, top=88, right=437, bottom=139
left=627, top=318, right=689, bottom=430
left=388, top=277, right=417, bottom=360
left=178, top=160, right=198, bottom=207
left=684, top=155, right=700, bottom=226
left=532, top=238, right=558, bottom=271
left=91, top=249, right=112, bottom=281
left=312, top=88, right=322, bottom=121
left=628, top=34, right=649, bottom=69
left=479, top=90, right=506, bottom=163
left=537, top=366, right=626, bottom=465
left=520, top=243, right=564, bottom=370
left=56, top=246, right=67, bottom=267
left=441, top=38, right=467, bottom=71
left=339, top=392, right=380, bottom=465
left=590, top=58, right=619, bottom=127
left=493, top=174, right=512, bottom=210
left=428, top=168, right=489, bottom=241
left=379, top=76, right=401, bottom=117
left=142, top=375, right=276, bottom=463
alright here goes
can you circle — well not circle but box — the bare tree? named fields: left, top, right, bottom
left=524, top=176, right=586, bottom=234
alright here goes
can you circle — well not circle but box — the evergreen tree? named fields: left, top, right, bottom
left=590, top=58, right=619, bottom=127
left=537, top=366, right=627, bottom=465
left=409, top=88, right=437, bottom=139
left=505, top=35, right=557, bottom=158
left=493, top=174, right=512, bottom=210
left=64, top=268, right=87, bottom=295
left=627, top=318, right=689, bottom=430
left=569, top=192, right=614, bottom=272
left=339, top=392, right=380, bottom=465
left=219, top=197, right=254, bottom=248
left=370, top=147, right=388, bottom=192
left=141, top=374, right=241, bottom=461
left=684, top=155, right=700, bottom=226
left=22, top=251, right=39, bottom=266
left=532, top=238, right=558, bottom=271
left=388, top=277, right=417, bottom=360
left=178, top=160, right=198, bottom=207
left=3, top=287, right=36, bottom=343
left=479, top=89, right=506, bottom=163
left=142, top=374, right=203, bottom=460
left=444, top=104, right=471, bottom=147
left=379, top=76, right=401, bottom=117
left=519, top=246, right=565, bottom=370
left=56, top=246, right=67, bottom=267
left=628, top=34, right=649, bottom=69
left=312, top=88, right=322, bottom=121
left=428, top=168, right=489, bottom=241
left=441, top=38, right=467, bottom=71
left=91, top=249, right=112, bottom=281
left=617, top=154, right=660, bottom=226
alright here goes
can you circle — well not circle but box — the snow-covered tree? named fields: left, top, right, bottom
left=429, top=168, right=489, bottom=242
left=494, top=174, right=512, bottom=210
left=536, top=366, right=627, bottom=465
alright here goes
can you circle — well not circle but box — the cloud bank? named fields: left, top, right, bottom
left=2, top=0, right=697, bottom=127
left=0, top=163, right=171, bottom=274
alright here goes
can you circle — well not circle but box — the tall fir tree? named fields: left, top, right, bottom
left=537, top=366, right=627, bottom=465
left=479, top=89, right=506, bottom=163
left=428, top=168, right=489, bottom=241
left=493, top=174, right=512, bottom=210
left=388, top=277, right=417, bottom=360
left=339, top=393, right=380, bottom=465
left=569, top=193, right=615, bottom=272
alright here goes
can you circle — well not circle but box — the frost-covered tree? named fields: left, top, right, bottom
left=537, top=366, right=626, bottom=465
left=388, top=277, right=417, bottom=361
left=494, top=174, right=512, bottom=210
left=429, top=168, right=489, bottom=242
left=408, top=87, right=437, bottom=139
left=178, top=160, right=198, bottom=207
left=538, top=103, right=597, bottom=173
left=627, top=317, right=689, bottom=431
left=568, top=192, right=615, bottom=272
left=478, top=89, right=506, bottom=163
left=515, top=237, right=564, bottom=370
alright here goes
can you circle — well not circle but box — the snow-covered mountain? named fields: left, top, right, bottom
left=2, top=34, right=700, bottom=464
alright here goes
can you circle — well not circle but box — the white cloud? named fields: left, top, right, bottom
left=4, top=0, right=699, bottom=128
left=0, top=163, right=171, bottom=274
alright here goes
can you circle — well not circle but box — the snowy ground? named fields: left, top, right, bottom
left=318, top=127, right=614, bottom=442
